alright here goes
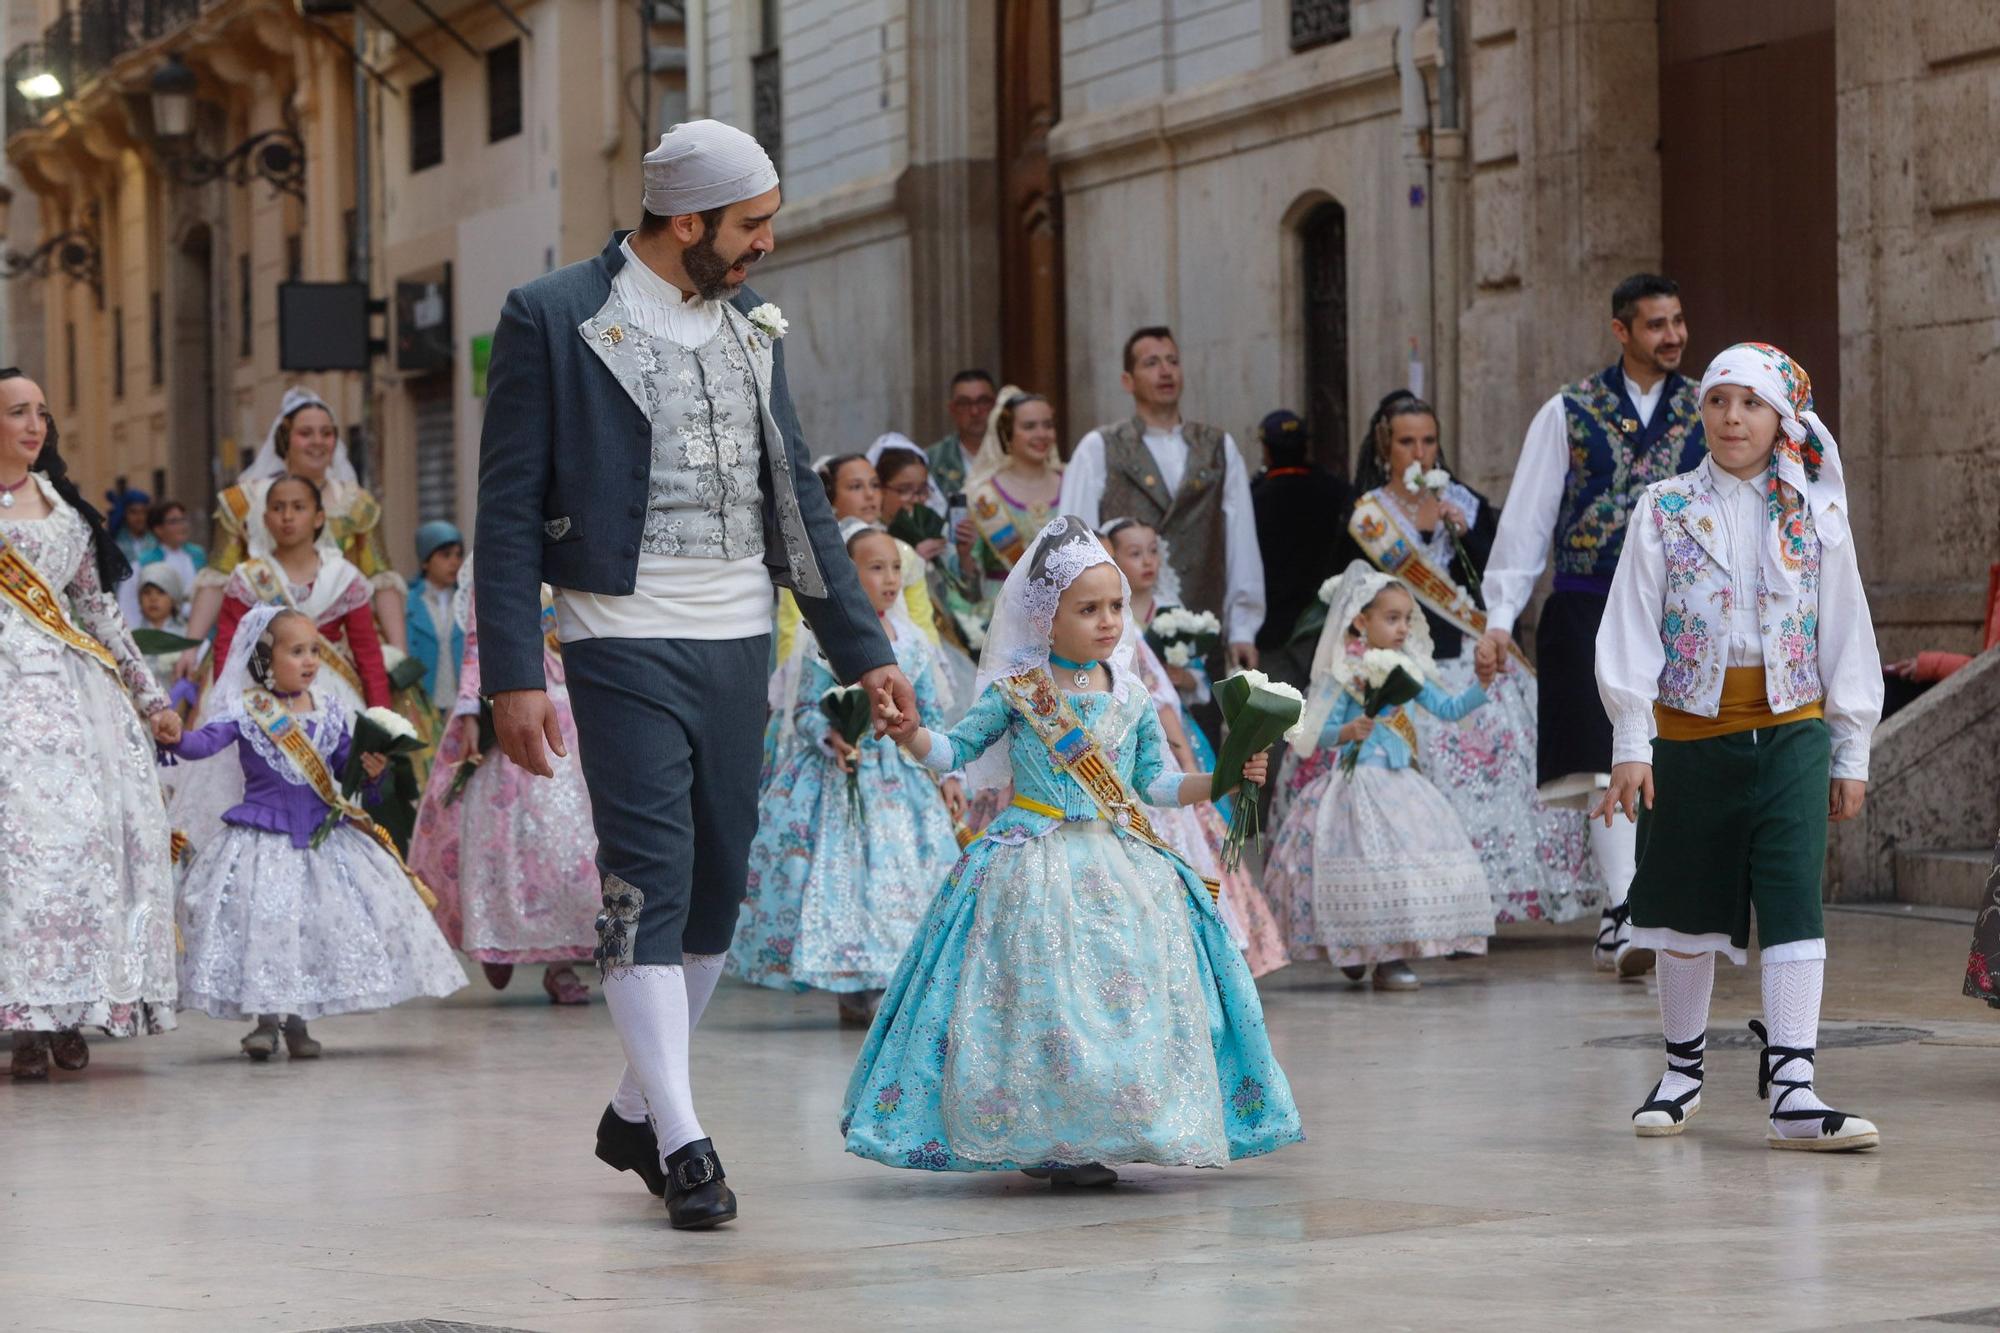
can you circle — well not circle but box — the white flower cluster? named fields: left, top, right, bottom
left=1152, top=606, right=1221, bottom=639
left=1358, top=648, right=1421, bottom=689
left=1402, top=462, right=1451, bottom=492
left=361, top=705, right=417, bottom=742
left=748, top=302, right=788, bottom=339
left=1164, top=642, right=1194, bottom=668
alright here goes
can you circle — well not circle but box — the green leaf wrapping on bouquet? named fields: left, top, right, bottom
left=1287, top=600, right=1327, bottom=647
left=338, top=710, right=430, bottom=792
left=887, top=505, right=946, bottom=548
left=442, top=701, right=499, bottom=807
left=1339, top=666, right=1428, bottom=775
left=819, top=685, right=875, bottom=748
left=384, top=651, right=429, bottom=693
left=132, top=628, right=205, bottom=655
left=1211, top=675, right=1304, bottom=800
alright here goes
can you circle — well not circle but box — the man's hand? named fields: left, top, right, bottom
left=1474, top=627, right=1512, bottom=681
left=1829, top=778, right=1867, bottom=822
left=150, top=709, right=183, bottom=746
left=1591, top=761, right=1654, bottom=827
left=493, top=688, right=566, bottom=778
left=1227, top=641, right=1259, bottom=672
left=862, top=665, right=917, bottom=740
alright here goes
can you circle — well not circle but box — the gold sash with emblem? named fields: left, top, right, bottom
left=238, top=559, right=371, bottom=699
left=239, top=688, right=436, bottom=908
left=998, top=668, right=1220, bottom=902
left=0, top=529, right=119, bottom=675
left=1348, top=492, right=1534, bottom=674
left=969, top=485, right=1030, bottom=569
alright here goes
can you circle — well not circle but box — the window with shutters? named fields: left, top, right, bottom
left=1289, top=0, right=1352, bottom=53
left=752, top=0, right=780, bottom=174
left=410, top=75, right=443, bottom=172
left=411, top=374, right=457, bottom=523
left=488, top=40, right=522, bottom=143
left=1299, top=200, right=1350, bottom=476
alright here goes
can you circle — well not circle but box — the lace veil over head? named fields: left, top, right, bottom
left=240, top=386, right=359, bottom=487
left=1296, top=558, right=1439, bottom=757
left=963, top=514, right=1135, bottom=793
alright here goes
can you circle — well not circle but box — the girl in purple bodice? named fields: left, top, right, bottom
left=165, top=606, right=464, bottom=1060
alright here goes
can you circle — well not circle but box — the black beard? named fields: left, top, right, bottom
left=683, top=223, right=755, bottom=301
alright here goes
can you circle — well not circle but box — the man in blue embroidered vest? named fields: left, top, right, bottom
left=476, top=120, right=915, bottom=1232
left=1476, top=274, right=1706, bottom=979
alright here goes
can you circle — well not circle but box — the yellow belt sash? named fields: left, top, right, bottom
left=240, top=688, right=437, bottom=908
left=1654, top=666, right=1824, bottom=742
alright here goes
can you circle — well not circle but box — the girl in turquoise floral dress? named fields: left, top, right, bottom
left=845, top=515, right=1303, bottom=1186
left=732, top=521, right=965, bottom=1026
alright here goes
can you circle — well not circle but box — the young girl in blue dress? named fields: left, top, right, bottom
left=732, top=520, right=965, bottom=1026
left=846, top=516, right=1302, bottom=1185
left=1265, top=561, right=1496, bottom=990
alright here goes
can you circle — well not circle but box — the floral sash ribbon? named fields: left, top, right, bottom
left=0, top=528, right=118, bottom=674
left=1347, top=492, right=1534, bottom=674
left=239, top=559, right=370, bottom=700
left=999, top=667, right=1219, bottom=901
left=239, top=687, right=436, bottom=908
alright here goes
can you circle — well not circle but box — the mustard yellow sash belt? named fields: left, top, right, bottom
left=1654, top=666, right=1824, bottom=742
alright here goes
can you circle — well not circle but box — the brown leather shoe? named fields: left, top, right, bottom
left=482, top=961, right=516, bottom=990
left=282, top=1016, right=321, bottom=1059
left=10, top=1033, right=50, bottom=1079
left=241, top=1020, right=280, bottom=1062
left=49, top=1029, right=89, bottom=1071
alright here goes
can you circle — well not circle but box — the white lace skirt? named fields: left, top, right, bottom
left=1309, top=766, right=1494, bottom=967
left=177, top=823, right=467, bottom=1020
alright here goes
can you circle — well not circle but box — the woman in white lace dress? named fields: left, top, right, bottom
left=0, top=372, right=182, bottom=1078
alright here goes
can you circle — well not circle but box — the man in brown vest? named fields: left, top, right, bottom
left=1058, top=325, right=1265, bottom=670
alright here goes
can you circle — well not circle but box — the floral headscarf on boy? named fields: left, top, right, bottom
left=1697, top=341, right=1850, bottom=592
left=1295, top=559, right=1439, bottom=758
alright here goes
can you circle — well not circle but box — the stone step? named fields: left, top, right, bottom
left=1895, top=847, right=1994, bottom=912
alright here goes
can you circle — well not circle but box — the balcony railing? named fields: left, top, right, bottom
left=7, top=0, right=212, bottom=139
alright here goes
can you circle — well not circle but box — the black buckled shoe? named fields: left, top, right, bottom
left=594, top=1104, right=667, bottom=1197
left=664, top=1138, right=737, bottom=1230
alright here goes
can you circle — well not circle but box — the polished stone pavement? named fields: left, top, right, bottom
left=5, top=908, right=1998, bottom=1332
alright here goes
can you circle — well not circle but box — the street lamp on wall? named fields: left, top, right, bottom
left=0, top=186, right=103, bottom=300
left=147, top=54, right=308, bottom=201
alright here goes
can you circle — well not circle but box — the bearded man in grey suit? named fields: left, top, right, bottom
left=475, top=121, right=916, bottom=1231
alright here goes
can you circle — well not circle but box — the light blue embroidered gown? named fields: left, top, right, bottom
left=731, top=628, right=961, bottom=992
left=841, top=673, right=1304, bottom=1171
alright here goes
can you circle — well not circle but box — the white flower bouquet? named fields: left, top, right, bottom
left=1147, top=605, right=1221, bottom=671
left=312, top=705, right=426, bottom=846
left=1401, top=463, right=1483, bottom=601
left=820, top=684, right=874, bottom=811
left=1211, top=668, right=1308, bottom=870
left=1339, top=648, right=1425, bottom=776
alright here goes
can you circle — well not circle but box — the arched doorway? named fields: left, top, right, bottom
left=1298, top=199, right=1349, bottom=478
left=996, top=0, right=1066, bottom=433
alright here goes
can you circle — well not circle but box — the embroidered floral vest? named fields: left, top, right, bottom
left=1647, top=467, right=1823, bottom=717
left=1555, top=365, right=1705, bottom=580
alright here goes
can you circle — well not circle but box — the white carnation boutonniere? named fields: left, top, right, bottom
left=747, top=302, right=788, bottom=341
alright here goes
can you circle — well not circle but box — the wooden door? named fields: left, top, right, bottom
left=997, top=0, right=1066, bottom=436
left=1660, top=0, right=1839, bottom=431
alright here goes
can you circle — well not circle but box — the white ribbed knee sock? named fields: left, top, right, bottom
left=1653, top=951, right=1714, bottom=1103
left=603, top=965, right=705, bottom=1159
left=1589, top=815, right=1638, bottom=909
left=608, top=953, right=729, bottom=1125
left=1761, top=955, right=1835, bottom=1139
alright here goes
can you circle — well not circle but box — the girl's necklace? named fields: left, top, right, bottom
left=1049, top=651, right=1099, bottom=691
left=0, top=474, right=30, bottom=509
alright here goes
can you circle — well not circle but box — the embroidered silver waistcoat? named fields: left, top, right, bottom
left=635, top=321, right=766, bottom=560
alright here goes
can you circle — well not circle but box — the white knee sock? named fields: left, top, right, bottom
left=1761, top=955, right=1835, bottom=1138
left=1653, top=951, right=1714, bottom=1103
left=1589, top=815, right=1638, bottom=909
left=683, top=952, right=725, bottom=1030
left=603, top=965, right=705, bottom=1159
left=608, top=954, right=727, bottom=1124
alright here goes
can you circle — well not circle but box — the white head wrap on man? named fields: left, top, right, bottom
left=642, top=119, right=779, bottom=216
left=1696, top=341, right=1850, bottom=594
left=1295, top=559, right=1439, bottom=758
left=962, top=515, right=1135, bottom=793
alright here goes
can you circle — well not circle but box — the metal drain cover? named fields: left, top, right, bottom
left=1587, top=1024, right=1932, bottom=1050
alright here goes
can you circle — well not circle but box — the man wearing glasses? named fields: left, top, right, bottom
left=927, top=369, right=998, bottom=504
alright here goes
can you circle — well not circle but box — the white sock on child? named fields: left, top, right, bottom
left=1653, top=951, right=1714, bottom=1104
left=603, top=965, right=706, bottom=1159
left=608, top=953, right=729, bottom=1125
left=1761, top=955, right=1836, bottom=1139
left=1589, top=815, right=1638, bottom=908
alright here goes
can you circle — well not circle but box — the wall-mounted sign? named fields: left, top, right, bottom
left=396, top=264, right=453, bottom=375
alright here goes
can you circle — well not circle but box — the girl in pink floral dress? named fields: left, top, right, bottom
left=409, top=572, right=600, bottom=1003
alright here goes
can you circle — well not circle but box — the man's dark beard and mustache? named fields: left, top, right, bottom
left=683, top=221, right=760, bottom=301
